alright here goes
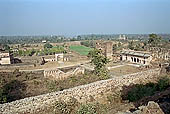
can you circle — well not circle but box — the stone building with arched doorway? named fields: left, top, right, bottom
left=120, top=50, right=152, bottom=65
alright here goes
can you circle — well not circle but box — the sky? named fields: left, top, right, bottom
left=0, top=0, right=170, bottom=36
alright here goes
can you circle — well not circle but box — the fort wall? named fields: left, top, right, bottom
left=0, top=68, right=160, bottom=114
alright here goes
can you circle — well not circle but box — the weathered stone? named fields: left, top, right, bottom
left=0, top=68, right=160, bottom=114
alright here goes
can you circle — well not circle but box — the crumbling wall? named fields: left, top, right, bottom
left=96, top=41, right=113, bottom=60
left=147, top=47, right=170, bottom=61
left=0, top=68, right=160, bottom=114
left=44, top=67, right=85, bottom=80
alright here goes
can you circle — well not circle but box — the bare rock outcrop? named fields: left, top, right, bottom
left=117, top=101, right=164, bottom=114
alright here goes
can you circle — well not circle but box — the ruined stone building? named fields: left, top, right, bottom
left=120, top=50, right=152, bottom=65
left=146, top=47, right=170, bottom=61
left=96, top=41, right=113, bottom=60
left=0, top=51, right=11, bottom=65
left=44, top=66, right=85, bottom=81
left=55, top=53, right=71, bottom=62
left=44, top=53, right=71, bottom=63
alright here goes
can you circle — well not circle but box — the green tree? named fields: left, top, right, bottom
left=88, top=49, right=109, bottom=79
left=148, top=34, right=162, bottom=46
left=128, top=41, right=135, bottom=50
left=3, top=44, right=10, bottom=51
left=44, top=43, right=53, bottom=49
left=112, top=44, right=117, bottom=52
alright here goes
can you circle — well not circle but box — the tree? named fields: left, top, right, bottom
left=148, top=34, right=162, bottom=46
left=3, top=44, right=10, bottom=51
left=44, top=43, right=53, bottom=49
left=112, top=44, right=118, bottom=52
left=88, top=49, right=110, bottom=79
left=128, top=41, right=135, bottom=50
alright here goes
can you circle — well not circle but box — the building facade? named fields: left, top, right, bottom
left=44, top=53, right=71, bottom=63
left=120, top=50, right=152, bottom=65
left=0, top=51, right=11, bottom=65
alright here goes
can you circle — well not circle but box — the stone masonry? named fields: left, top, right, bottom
left=44, top=67, right=85, bottom=80
left=0, top=68, right=160, bottom=114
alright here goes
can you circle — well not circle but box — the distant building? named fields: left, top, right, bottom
left=55, top=53, right=64, bottom=63
left=42, top=40, right=47, bottom=43
left=120, top=50, right=152, bottom=65
left=44, top=53, right=71, bottom=63
left=96, top=41, right=113, bottom=60
left=119, top=35, right=127, bottom=40
left=0, top=51, right=11, bottom=65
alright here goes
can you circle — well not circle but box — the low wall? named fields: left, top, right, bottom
left=44, top=67, right=85, bottom=80
left=0, top=68, right=160, bottom=114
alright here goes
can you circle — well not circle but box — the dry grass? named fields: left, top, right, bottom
left=109, top=65, right=141, bottom=76
left=0, top=71, right=101, bottom=103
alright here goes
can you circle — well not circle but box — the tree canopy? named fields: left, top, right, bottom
left=88, top=49, right=109, bottom=79
left=148, top=34, right=162, bottom=46
left=44, top=43, right=53, bottom=49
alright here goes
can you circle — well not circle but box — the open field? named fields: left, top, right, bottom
left=109, top=65, right=142, bottom=76
left=69, top=45, right=93, bottom=56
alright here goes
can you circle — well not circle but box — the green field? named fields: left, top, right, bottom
left=69, top=45, right=93, bottom=56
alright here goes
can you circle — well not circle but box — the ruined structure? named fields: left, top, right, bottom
left=0, top=51, right=12, bottom=65
left=120, top=50, right=152, bottom=65
left=44, top=66, right=85, bottom=80
left=96, top=41, right=113, bottom=60
left=44, top=53, right=71, bottom=63
left=146, top=47, right=170, bottom=61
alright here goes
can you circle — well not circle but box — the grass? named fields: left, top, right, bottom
left=69, top=45, right=93, bottom=56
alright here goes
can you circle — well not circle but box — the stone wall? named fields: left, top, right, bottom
left=147, top=47, right=170, bottom=61
left=0, top=68, right=160, bottom=114
left=44, top=67, right=85, bottom=80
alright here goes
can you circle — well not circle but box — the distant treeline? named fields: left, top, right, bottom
left=0, top=36, right=69, bottom=44
left=0, top=34, right=170, bottom=44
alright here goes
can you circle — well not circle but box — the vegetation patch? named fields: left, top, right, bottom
left=69, top=45, right=93, bottom=56
left=121, top=76, right=170, bottom=102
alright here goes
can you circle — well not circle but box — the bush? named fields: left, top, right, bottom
left=54, top=101, right=71, bottom=114
left=157, top=77, right=170, bottom=91
left=77, top=104, right=97, bottom=114
left=126, top=84, right=156, bottom=102
left=47, top=81, right=63, bottom=92
left=123, top=77, right=170, bottom=102
left=44, top=43, right=53, bottom=48
left=53, top=97, right=79, bottom=114
left=0, top=88, right=7, bottom=104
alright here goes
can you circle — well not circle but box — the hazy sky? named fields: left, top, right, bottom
left=0, top=0, right=170, bottom=36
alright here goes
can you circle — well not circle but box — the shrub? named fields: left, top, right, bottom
left=157, top=77, right=170, bottom=91
left=44, top=43, right=53, bottom=48
left=123, top=76, right=170, bottom=102
left=0, top=88, right=7, bottom=104
left=53, top=97, right=79, bottom=114
left=47, top=81, right=63, bottom=92
left=77, top=104, right=97, bottom=114
left=54, top=101, right=70, bottom=114
left=126, top=84, right=156, bottom=102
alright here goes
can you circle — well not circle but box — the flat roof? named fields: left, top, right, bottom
left=121, top=50, right=151, bottom=57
